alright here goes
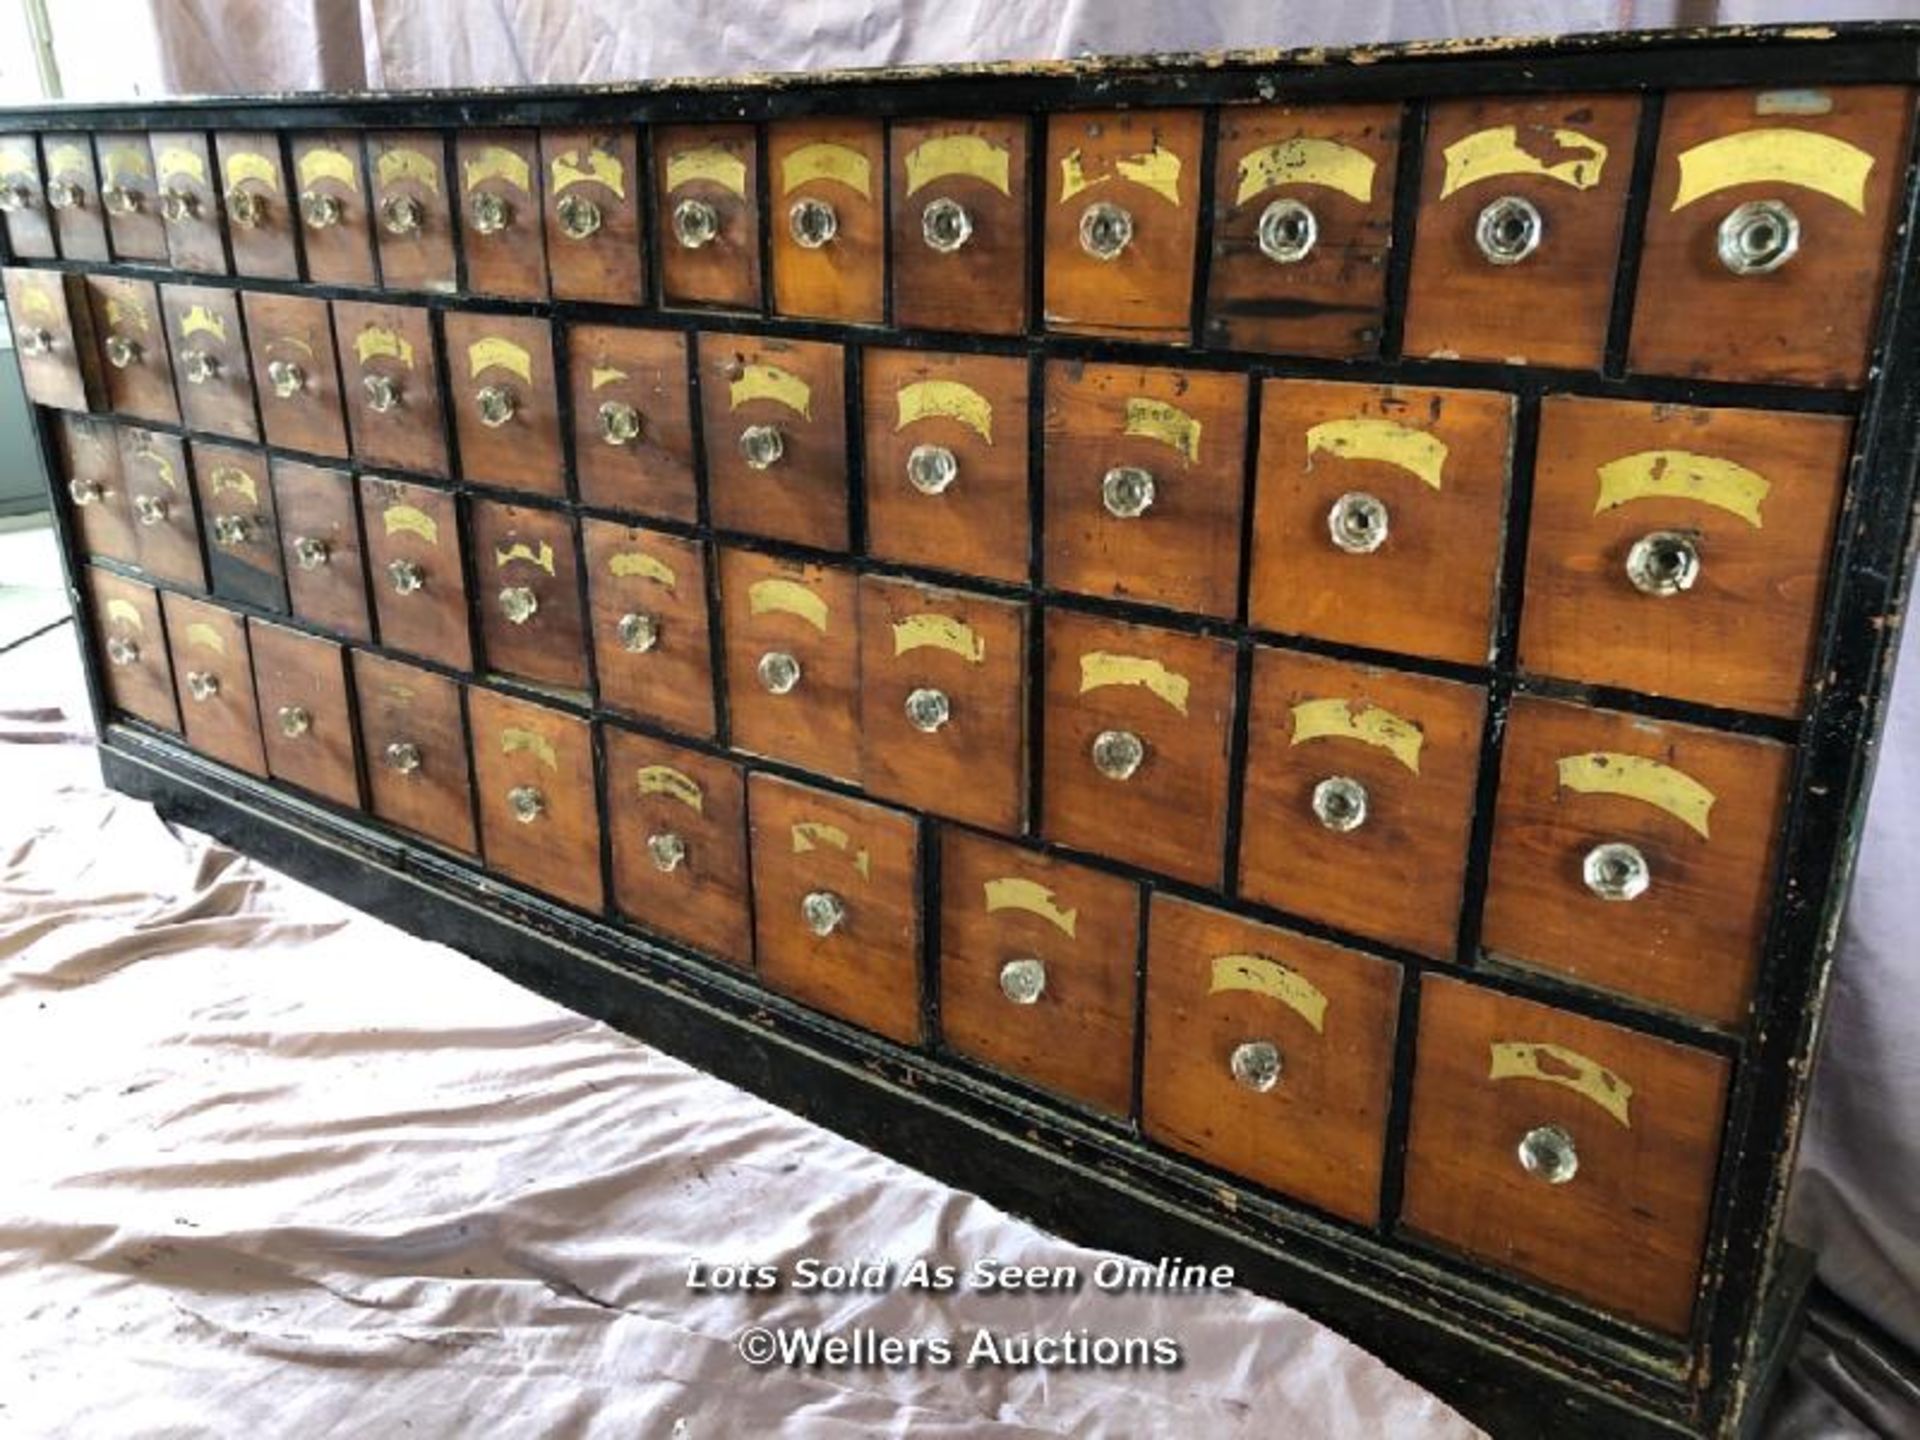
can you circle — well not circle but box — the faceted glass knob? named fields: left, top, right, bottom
left=1312, top=775, right=1369, bottom=833
left=102, top=182, right=143, bottom=216
left=46, top=179, right=83, bottom=211
left=384, top=740, right=423, bottom=775
left=739, top=423, right=785, bottom=470
left=292, top=535, right=331, bottom=570
left=498, top=585, right=539, bottom=625
left=1258, top=196, right=1319, bottom=264
left=647, top=831, right=688, bottom=874
left=468, top=190, right=511, bottom=234
left=267, top=358, right=306, bottom=398
left=226, top=186, right=265, bottom=228
left=1719, top=198, right=1800, bottom=276
left=16, top=327, right=51, bottom=357
left=1475, top=194, right=1543, bottom=266
left=475, top=384, right=517, bottom=428
left=599, top=400, right=642, bottom=445
left=160, top=186, right=198, bottom=222
left=1079, top=200, right=1134, bottom=260
left=277, top=704, right=312, bottom=738
left=212, top=513, right=252, bottom=547
left=556, top=192, right=601, bottom=239
left=387, top=558, right=425, bottom=595
left=921, top=196, right=973, bottom=253
left=1583, top=841, right=1650, bottom=902
left=1517, top=1124, right=1579, bottom=1185
left=1230, top=1040, right=1283, bottom=1093
left=1101, top=466, right=1155, bottom=520
left=998, top=957, right=1047, bottom=1006
left=1625, top=531, right=1700, bottom=597
left=757, top=650, right=801, bottom=696
left=181, top=349, right=220, bottom=385
left=104, top=334, right=142, bottom=369
left=363, top=373, right=402, bottom=413
left=299, top=189, right=341, bottom=228
left=105, top=634, right=140, bottom=666
left=904, top=686, right=951, bottom=734
left=508, top=784, right=546, bottom=823
left=1091, top=728, right=1145, bottom=781
left=788, top=197, right=838, bottom=249
left=380, top=193, right=423, bottom=235
left=906, top=443, right=958, bottom=496
left=133, top=494, right=170, bottom=525
left=1328, top=491, right=1390, bottom=555
left=68, top=477, right=104, bottom=506
left=801, top=889, right=847, bottom=937
left=0, top=181, right=29, bottom=213
left=185, top=670, right=221, bottom=703
left=617, top=611, right=660, bottom=653
left=672, top=197, right=720, bottom=248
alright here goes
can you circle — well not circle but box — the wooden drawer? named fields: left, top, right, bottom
left=568, top=323, right=695, bottom=520
left=86, top=567, right=179, bottom=733
left=859, top=575, right=1027, bottom=833
left=95, top=133, right=167, bottom=261
left=718, top=547, right=860, bottom=782
left=889, top=117, right=1029, bottom=334
left=654, top=123, right=762, bottom=311
left=215, top=131, right=299, bottom=279
left=1239, top=647, right=1486, bottom=960
left=1402, top=976, right=1731, bottom=1335
left=119, top=427, right=205, bottom=590
left=360, top=476, right=472, bottom=671
left=1206, top=103, right=1401, bottom=358
left=605, top=727, right=750, bottom=967
left=470, top=499, right=588, bottom=691
left=43, top=134, right=108, bottom=261
left=272, top=460, right=371, bottom=642
left=58, top=414, right=137, bottom=565
left=291, top=132, right=375, bottom=286
left=5, top=267, right=102, bottom=412
left=161, top=592, right=265, bottom=775
left=352, top=650, right=475, bottom=854
left=541, top=128, right=644, bottom=305
left=939, top=831, right=1138, bottom=1115
left=1043, top=109, right=1203, bottom=342
left=249, top=619, right=359, bottom=809
left=192, top=441, right=286, bottom=612
left=582, top=518, right=714, bottom=737
left=768, top=118, right=884, bottom=324
left=161, top=283, right=256, bottom=440
left=1404, top=95, right=1641, bottom=369
left=697, top=331, right=848, bottom=549
left=1041, top=609, right=1237, bottom=887
left=862, top=348, right=1029, bottom=585
left=85, top=274, right=178, bottom=425
left=1484, top=697, right=1793, bottom=1028
left=150, top=131, right=225, bottom=274
left=243, top=290, right=349, bottom=458
left=1631, top=86, right=1912, bottom=388
left=368, top=131, right=456, bottom=293
left=442, top=311, right=563, bottom=496
left=1042, top=360, right=1248, bottom=619
left=1519, top=396, right=1851, bottom=717
left=334, top=301, right=449, bottom=477
left=748, top=773, right=921, bottom=1045
left=0, top=134, right=54, bottom=258
left=1250, top=379, right=1514, bottom=666
left=454, top=130, right=547, bottom=299
left=468, top=688, right=603, bottom=913
left=1143, top=894, right=1401, bottom=1225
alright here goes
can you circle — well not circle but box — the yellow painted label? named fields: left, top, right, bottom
left=1209, top=952, right=1329, bottom=1034
left=748, top=577, right=830, bottom=634
left=891, top=613, right=985, bottom=664
left=1556, top=752, right=1717, bottom=840
left=209, top=465, right=258, bottom=505
left=156, top=145, right=207, bottom=187
left=296, top=147, right=356, bottom=190
left=635, top=765, right=703, bottom=814
left=1439, top=125, right=1610, bottom=198
left=47, top=143, right=89, bottom=177
left=224, top=150, right=278, bottom=191
left=0, top=144, right=28, bottom=176
left=1305, top=417, right=1449, bottom=491
left=1123, top=398, right=1202, bottom=463
left=1290, top=698, right=1425, bottom=774
left=1593, top=449, right=1770, bottom=528
left=590, top=365, right=630, bottom=391
left=382, top=503, right=439, bottom=547
left=1078, top=652, right=1190, bottom=716
left=468, top=336, right=533, bottom=383
left=19, top=285, right=54, bottom=321
left=1234, top=137, right=1377, bottom=205
left=608, top=551, right=677, bottom=589
left=179, top=304, right=228, bottom=343
left=495, top=541, right=555, bottom=575
left=377, top=146, right=440, bottom=194
left=983, top=877, right=1077, bottom=939
left=780, top=141, right=872, bottom=199
left=463, top=145, right=532, bottom=194
left=1489, top=1041, right=1633, bottom=1129
left=665, top=145, right=747, bottom=199
left=728, top=363, right=812, bottom=419
left=102, top=145, right=151, bottom=181
left=791, top=820, right=871, bottom=879
left=550, top=146, right=627, bottom=199
left=105, top=296, right=149, bottom=335
left=500, top=727, right=558, bottom=771
left=185, top=621, right=226, bottom=656
left=1058, top=144, right=1184, bottom=206
left=106, top=598, right=143, bottom=631
left=1672, top=128, right=1873, bottom=213
left=902, top=134, right=1012, bottom=197
left=354, top=325, right=416, bottom=370
left=272, top=335, right=315, bottom=359
left=896, top=379, right=993, bottom=443
left=133, top=442, right=178, bottom=492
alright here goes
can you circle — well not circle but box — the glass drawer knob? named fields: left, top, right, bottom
left=185, top=670, right=220, bottom=703
left=1518, top=1124, right=1579, bottom=1185
left=468, top=190, right=511, bottom=234
left=921, top=196, right=973, bottom=253
left=1312, top=775, right=1369, bottom=833
left=1475, top=194, right=1543, bottom=265
left=104, top=334, right=142, bottom=369
left=299, top=190, right=341, bottom=228
left=133, top=494, right=169, bottom=525
left=387, top=558, right=425, bottom=594
left=160, top=186, right=198, bottom=222
left=556, top=192, right=601, bottom=239
left=385, top=740, right=422, bottom=775
left=475, top=384, right=516, bottom=427
left=292, top=535, right=332, bottom=570
left=46, top=179, right=83, bottom=211
left=1091, top=728, right=1145, bottom=781
left=599, top=399, right=642, bottom=445
left=226, top=187, right=265, bottom=228
left=17, top=327, right=51, bottom=357
left=379, top=192, right=423, bottom=235
left=105, top=634, right=140, bottom=666
left=1719, top=198, right=1800, bottom=276
left=1583, top=841, right=1650, bottom=902
left=1328, top=491, right=1390, bottom=555
left=802, top=889, right=846, bottom=937
left=617, top=611, right=660, bottom=653
left=1258, top=196, right=1318, bottom=264
left=277, top=704, right=312, bottom=738
left=212, top=514, right=252, bottom=547
left=757, top=650, right=801, bottom=696
left=1625, top=530, right=1700, bottom=597
left=1101, top=465, right=1155, bottom=519
left=68, top=477, right=104, bottom=506
left=1079, top=200, right=1134, bottom=260
left=508, top=784, right=546, bottom=823
left=673, top=196, right=720, bottom=248
left=267, top=358, right=306, bottom=398
left=739, top=423, right=785, bottom=470
left=999, top=957, right=1047, bottom=1006
left=1230, top=1040, right=1283, bottom=1093
left=647, top=830, right=688, bottom=874
left=181, top=349, right=220, bottom=385
left=498, top=585, right=539, bottom=625
left=789, top=197, right=838, bottom=249
left=906, top=443, right=958, bottom=496
left=0, top=180, right=29, bottom=212
left=904, top=686, right=951, bottom=733
left=363, top=373, right=401, bottom=413
left=102, top=182, right=142, bottom=215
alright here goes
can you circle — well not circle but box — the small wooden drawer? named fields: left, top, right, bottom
left=1483, top=697, right=1793, bottom=1028
left=1403, top=95, right=1641, bottom=369
left=468, top=687, right=603, bottom=913
left=368, top=131, right=456, bottom=293
left=1143, top=894, right=1402, bottom=1225
left=291, top=132, right=375, bottom=286
left=697, top=331, right=848, bottom=550
left=605, top=727, right=751, bottom=967
left=86, top=567, right=178, bottom=732
left=160, top=282, right=257, bottom=440
left=454, top=130, right=547, bottom=299
left=352, top=650, right=475, bottom=854
left=192, top=441, right=287, bottom=613
left=768, top=117, right=884, bottom=324
left=58, top=414, right=137, bottom=565
left=719, top=547, right=860, bottom=782
left=541, top=128, right=645, bottom=305
left=470, top=499, right=588, bottom=691
left=272, top=460, right=371, bottom=642
left=889, top=117, right=1030, bottom=334
left=1042, top=360, right=1248, bottom=619
left=43, top=134, right=108, bottom=261
left=0, top=134, right=54, bottom=258
left=333, top=300, right=449, bottom=476
left=569, top=324, right=695, bottom=520
left=5, top=267, right=102, bottom=412
left=1043, top=109, right=1204, bottom=342
left=215, top=132, right=298, bottom=279
left=249, top=619, right=360, bottom=809
left=1239, top=646, right=1487, bottom=959
left=1519, top=396, right=1852, bottom=717
left=95, top=133, right=167, bottom=261
left=748, top=773, right=922, bottom=1045
left=582, top=518, right=714, bottom=737
left=118, top=427, right=205, bottom=590
left=1206, top=103, right=1401, bottom=358
left=939, top=831, right=1138, bottom=1115
left=1402, top=975, right=1731, bottom=1335
left=654, top=123, right=762, bottom=311
left=162, top=592, right=265, bottom=775
left=1632, top=86, right=1912, bottom=388
left=85, top=274, right=177, bottom=425
left=442, top=311, right=563, bottom=496
left=862, top=348, right=1029, bottom=585
left=150, top=131, right=225, bottom=274
left=1041, top=609, right=1237, bottom=887
left=243, top=291, right=349, bottom=458
left=859, top=575, right=1027, bottom=833
left=360, top=476, right=472, bottom=671
left=1249, top=379, right=1515, bottom=666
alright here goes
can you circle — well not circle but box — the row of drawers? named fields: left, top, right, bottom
left=3, top=85, right=1910, bottom=383
left=86, top=569, right=1732, bottom=1338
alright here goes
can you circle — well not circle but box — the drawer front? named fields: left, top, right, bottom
left=215, top=131, right=298, bottom=279
left=1631, top=86, right=1911, bottom=388
left=1041, top=609, right=1237, bottom=887
left=862, top=348, right=1029, bottom=585
left=59, top=414, right=138, bottom=565
left=1519, top=396, right=1851, bottom=717
left=86, top=567, right=179, bottom=732
left=605, top=727, right=751, bottom=967
left=1404, top=94, right=1641, bottom=369
left=360, top=476, right=472, bottom=671
left=272, top=460, right=371, bottom=642
left=1239, top=646, right=1486, bottom=960
left=939, top=831, right=1138, bottom=1115
left=161, top=282, right=257, bottom=440
left=368, top=131, right=456, bottom=292
left=569, top=323, right=695, bottom=520
left=442, top=311, right=563, bottom=495
left=768, top=118, right=884, bottom=324
left=5, top=267, right=102, bottom=412
left=889, top=117, right=1029, bottom=334
left=1143, top=894, right=1401, bottom=1225
left=243, top=290, right=349, bottom=458
left=1043, top=109, right=1203, bottom=342
left=1402, top=976, right=1730, bottom=1335
left=43, top=134, right=109, bottom=261
left=1206, top=103, right=1401, bottom=358
left=655, top=123, right=762, bottom=311
left=151, top=131, right=225, bottom=274
left=541, top=128, right=644, bottom=305
left=249, top=619, right=359, bottom=809
left=1484, top=697, right=1793, bottom=1027
left=192, top=440, right=287, bottom=612
left=470, top=499, right=588, bottom=690
left=334, top=300, right=449, bottom=476
left=582, top=518, right=714, bottom=737
left=1250, top=379, right=1515, bottom=666
left=0, top=134, right=54, bottom=258
left=748, top=773, right=921, bottom=1045
left=161, top=592, right=265, bottom=775
left=86, top=274, right=178, bottom=425
left=1042, top=360, right=1248, bottom=619
left=858, top=575, right=1027, bottom=833
left=291, top=132, right=376, bottom=286
left=352, top=650, right=475, bottom=854
left=469, top=688, right=603, bottom=913
left=454, top=130, right=547, bottom=299
left=697, top=331, right=848, bottom=549
left=119, top=427, right=205, bottom=590
left=95, top=133, right=167, bottom=261
left=719, top=548, right=860, bottom=782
